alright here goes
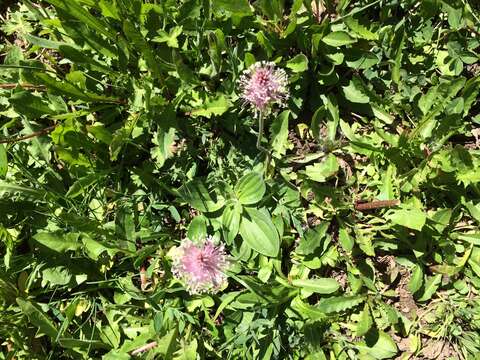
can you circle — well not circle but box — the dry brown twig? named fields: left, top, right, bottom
left=131, top=341, right=158, bottom=356
left=0, top=125, right=57, bottom=144
left=0, top=83, right=47, bottom=91
left=355, top=199, right=400, bottom=211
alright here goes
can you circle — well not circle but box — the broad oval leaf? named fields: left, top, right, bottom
left=178, top=180, right=224, bottom=213
left=235, top=172, right=265, bottom=205
left=33, top=232, right=81, bottom=252
left=291, top=278, right=340, bottom=294
left=322, top=31, right=357, bottom=46
left=222, top=202, right=242, bottom=243
left=239, top=208, right=280, bottom=257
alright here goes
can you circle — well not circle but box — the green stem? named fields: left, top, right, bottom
left=256, top=112, right=266, bottom=152
left=0, top=64, right=57, bottom=74
left=256, top=112, right=272, bottom=173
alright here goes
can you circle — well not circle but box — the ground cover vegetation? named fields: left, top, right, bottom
left=1, top=0, right=480, bottom=358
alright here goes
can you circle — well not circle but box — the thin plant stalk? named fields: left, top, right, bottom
left=256, top=112, right=272, bottom=172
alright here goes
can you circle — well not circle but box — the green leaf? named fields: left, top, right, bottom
left=412, top=77, right=466, bottom=139
left=32, top=73, right=118, bottom=103
left=378, top=165, right=394, bottom=201
left=173, top=339, right=197, bottom=360
left=462, top=77, right=480, bottom=116
left=42, top=266, right=72, bottom=286
left=270, top=110, right=290, bottom=156
left=151, top=127, right=177, bottom=168
left=222, top=202, right=242, bottom=243
left=254, top=0, right=284, bottom=20
left=98, top=0, right=121, bottom=19
left=388, top=208, right=426, bottom=231
left=239, top=208, right=280, bottom=257
left=355, top=304, right=373, bottom=337
left=371, top=104, right=394, bottom=124
left=22, top=119, right=51, bottom=163
left=59, top=45, right=112, bottom=73
left=123, top=19, right=161, bottom=76
left=316, top=295, right=364, bottom=313
left=46, top=0, right=116, bottom=39
left=296, top=222, right=329, bottom=255
left=322, top=31, right=357, bottom=46
left=109, top=113, right=140, bottom=161
left=66, top=174, right=101, bottom=198
left=33, top=232, right=81, bottom=252
left=465, top=201, right=480, bottom=224
left=0, top=181, right=45, bottom=199
left=0, top=144, right=7, bottom=178
left=152, top=26, right=183, bottom=48
left=9, top=91, right=56, bottom=118
left=190, top=95, right=230, bottom=118
left=291, top=278, right=340, bottom=294
left=305, top=154, right=339, bottom=182
left=25, top=33, right=75, bottom=50
left=17, top=298, right=59, bottom=339
left=417, top=274, right=441, bottom=302
left=212, top=0, right=253, bottom=16
left=391, top=27, right=405, bottom=85
left=178, top=180, right=224, bottom=213
left=342, top=77, right=370, bottom=103
left=453, top=233, right=480, bottom=246
left=359, top=330, right=398, bottom=359
left=345, top=50, right=380, bottom=70
left=82, top=236, right=121, bottom=260
left=286, top=54, right=308, bottom=72
left=155, top=328, right=178, bottom=358
left=344, top=17, right=378, bottom=40
left=58, top=338, right=111, bottom=350
left=408, top=265, right=423, bottom=294
left=87, top=124, right=113, bottom=145
left=290, top=296, right=327, bottom=321
left=338, top=226, right=354, bottom=252
left=235, top=172, right=265, bottom=205
left=187, top=216, right=207, bottom=242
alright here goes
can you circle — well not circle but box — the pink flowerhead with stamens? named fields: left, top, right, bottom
left=239, top=61, right=289, bottom=114
left=171, top=236, right=229, bottom=294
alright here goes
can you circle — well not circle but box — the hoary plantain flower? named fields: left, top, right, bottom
left=238, top=61, right=289, bottom=155
left=239, top=61, right=289, bottom=115
left=171, top=237, right=230, bottom=294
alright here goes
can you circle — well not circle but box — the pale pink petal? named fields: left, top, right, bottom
left=171, top=237, right=230, bottom=294
left=239, top=61, right=289, bottom=114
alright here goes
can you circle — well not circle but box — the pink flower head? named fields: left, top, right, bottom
left=171, top=237, right=229, bottom=294
left=239, top=61, right=289, bottom=114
